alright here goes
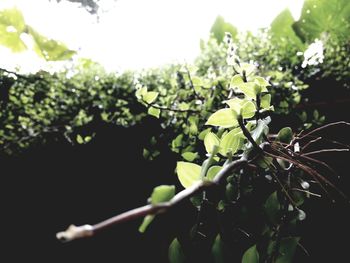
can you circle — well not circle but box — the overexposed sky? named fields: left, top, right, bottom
left=0, top=0, right=304, bottom=72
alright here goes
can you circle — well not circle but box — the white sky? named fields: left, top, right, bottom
left=0, top=0, right=304, bottom=73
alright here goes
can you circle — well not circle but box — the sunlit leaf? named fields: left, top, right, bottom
left=150, top=185, right=175, bottom=204
left=148, top=106, right=161, bottom=118
left=241, top=100, right=256, bottom=118
left=219, top=128, right=242, bottom=156
left=143, top=91, right=159, bottom=104
left=270, top=8, right=304, bottom=48
left=207, top=165, right=222, bottom=181
left=204, top=132, right=220, bottom=154
left=206, top=109, right=238, bottom=128
left=293, top=0, right=350, bottom=42
left=181, top=151, right=198, bottom=162
left=176, top=162, right=201, bottom=188
left=0, top=8, right=27, bottom=52
left=210, top=15, right=238, bottom=43
left=261, top=94, right=271, bottom=109
left=28, top=26, right=75, bottom=61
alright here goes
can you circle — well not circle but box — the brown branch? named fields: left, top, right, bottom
left=56, top=156, right=249, bottom=242
left=298, top=121, right=350, bottom=140
left=297, top=154, right=337, bottom=177
left=301, top=136, right=322, bottom=151
left=302, top=148, right=349, bottom=156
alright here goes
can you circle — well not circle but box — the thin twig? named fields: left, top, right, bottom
left=302, top=137, right=322, bottom=151
left=186, top=66, right=204, bottom=100
left=291, top=188, right=322, bottom=198
left=298, top=121, right=350, bottom=140
left=302, top=148, right=349, bottom=156
left=56, top=156, right=249, bottom=242
left=297, top=154, right=337, bottom=177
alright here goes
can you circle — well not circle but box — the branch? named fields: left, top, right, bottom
left=56, top=157, right=249, bottom=242
left=146, top=102, right=199, bottom=114
left=238, top=116, right=262, bottom=153
left=298, top=121, right=350, bottom=140
left=186, top=67, right=204, bottom=100
left=301, top=136, right=322, bottom=152
left=302, top=148, right=349, bottom=156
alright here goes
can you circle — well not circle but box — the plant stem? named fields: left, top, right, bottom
left=238, top=116, right=262, bottom=153
left=56, top=156, right=249, bottom=242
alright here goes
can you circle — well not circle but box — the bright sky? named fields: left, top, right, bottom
left=0, top=0, right=304, bottom=73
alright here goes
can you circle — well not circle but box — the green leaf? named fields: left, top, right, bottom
left=250, top=118, right=270, bottom=146
left=181, top=152, right=198, bottom=162
left=148, top=106, right=161, bottom=118
left=225, top=98, right=255, bottom=119
left=139, top=185, right=175, bottom=233
left=225, top=98, right=242, bottom=114
left=212, top=235, right=225, bottom=263
left=261, top=94, right=271, bottom=109
left=207, top=166, right=222, bottom=181
left=241, top=100, right=256, bottom=118
left=254, top=76, right=270, bottom=92
left=238, top=63, right=256, bottom=76
left=0, top=8, right=27, bottom=52
left=270, top=8, right=304, bottom=48
left=219, top=128, right=242, bottom=156
left=135, top=86, right=148, bottom=99
left=172, top=134, right=183, bottom=151
left=198, top=128, right=211, bottom=140
left=276, top=237, right=300, bottom=263
left=76, top=134, right=84, bottom=144
left=210, top=15, right=238, bottom=43
left=191, top=76, right=203, bottom=87
left=204, top=132, right=220, bottom=154
left=293, top=0, right=350, bottom=42
left=277, top=127, right=293, bottom=144
left=143, top=91, right=159, bottom=104
left=206, top=109, right=238, bottom=128
left=169, top=238, right=186, bottom=263
left=176, top=162, right=201, bottom=188
left=236, top=82, right=257, bottom=99
left=150, top=185, right=175, bottom=204
left=230, top=75, right=244, bottom=88
left=179, top=102, right=190, bottom=111
left=27, top=26, right=75, bottom=61
left=264, top=191, right=281, bottom=225
left=242, top=245, right=259, bottom=263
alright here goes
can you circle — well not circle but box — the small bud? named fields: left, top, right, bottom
left=297, top=209, right=306, bottom=221
left=301, top=181, right=310, bottom=190
left=265, top=174, right=273, bottom=181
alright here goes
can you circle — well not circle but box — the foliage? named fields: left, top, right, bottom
left=0, top=8, right=75, bottom=60
left=0, top=2, right=349, bottom=262
left=0, top=62, right=139, bottom=154
left=135, top=34, right=347, bottom=262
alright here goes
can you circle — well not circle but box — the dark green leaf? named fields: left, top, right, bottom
left=277, top=127, right=293, bottom=144
left=169, top=238, right=186, bottom=263
left=242, top=245, right=259, bottom=263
